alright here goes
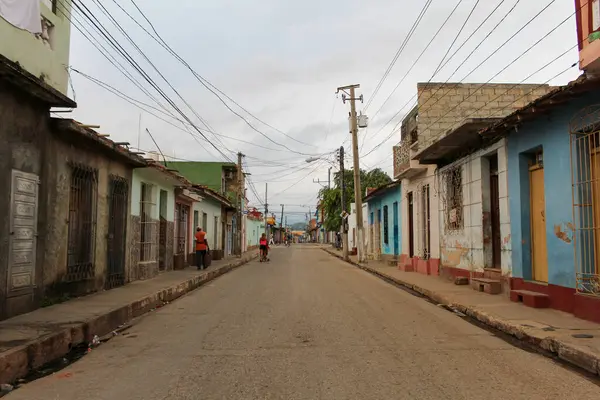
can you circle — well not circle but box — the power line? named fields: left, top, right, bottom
left=364, top=0, right=434, bottom=111
left=118, top=0, right=320, bottom=154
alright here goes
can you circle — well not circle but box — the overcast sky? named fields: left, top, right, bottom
left=65, top=0, right=581, bottom=224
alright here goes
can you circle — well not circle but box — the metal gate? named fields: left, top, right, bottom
left=570, top=105, right=600, bottom=296
left=106, top=176, right=128, bottom=289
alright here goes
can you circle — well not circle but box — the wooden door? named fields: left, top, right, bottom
left=408, top=192, right=414, bottom=258
left=529, top=164, right=548, bottom=282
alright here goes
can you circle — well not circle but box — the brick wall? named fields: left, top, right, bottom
left=415, top=83, right=554, bottom=155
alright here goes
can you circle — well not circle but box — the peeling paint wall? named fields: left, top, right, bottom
left=438, top=139, right=511, bottom=276
left=507, top=93, right=600, bottom=289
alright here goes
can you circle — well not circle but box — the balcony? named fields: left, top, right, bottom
left=393, top=137, right=426, bottom=180
left=576, top=0, right=600, bottom=72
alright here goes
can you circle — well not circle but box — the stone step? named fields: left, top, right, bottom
left=471, top=278, right=502, bottom=295
left=510, top=290, right=550, bottom=308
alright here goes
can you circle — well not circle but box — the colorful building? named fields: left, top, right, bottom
left=364, top=182, right=401, bottom=262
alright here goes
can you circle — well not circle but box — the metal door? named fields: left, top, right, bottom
left=393, top=201, right=399, bottom=256
left=106, top=177, right=128, bottom=289
left=530, top=163, right=548, bottom=282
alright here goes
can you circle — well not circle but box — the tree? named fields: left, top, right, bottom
left=318, top=168, right=392, bottom=232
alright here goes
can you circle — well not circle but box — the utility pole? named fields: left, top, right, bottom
left=237, top=152, right=245, bottom=257
left=264, top=183, right=268, bottom=237
left=338, top=146, right=349, bottom=261
left=328, top=167, right=331, bottom=189
left=336, top=84, right=365, bottom=263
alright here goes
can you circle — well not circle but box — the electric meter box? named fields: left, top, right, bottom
left=358, top=114, right=369, bottom=128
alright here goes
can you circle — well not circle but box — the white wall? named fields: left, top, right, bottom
left=131, top=168, right=176, bottom=221
left=348, top=202, right=368, bottom=250
left=401, top=166, right=440, bottom=259
left=437, top=139, right=511, bottom=275
left=192, top=198, right=222, bottom=251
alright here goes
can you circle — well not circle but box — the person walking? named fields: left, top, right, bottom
left=195, top=227, right=208, bottom=270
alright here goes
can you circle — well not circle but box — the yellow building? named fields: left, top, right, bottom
left=0, top=0, right=72, bottom=94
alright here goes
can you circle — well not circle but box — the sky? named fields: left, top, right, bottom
left=62, top=0, right=582, bottom=224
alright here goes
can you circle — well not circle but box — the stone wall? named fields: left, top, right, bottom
left=415, top=82, right=554, bottom=157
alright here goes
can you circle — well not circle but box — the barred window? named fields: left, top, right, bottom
left=66, top=164, right=97, bottom=282
left=140, top=183, right=156, bottom=261
left=445, top=167, right=463, bottom=230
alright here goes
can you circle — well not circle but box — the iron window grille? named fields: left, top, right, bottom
left=66, top=163, right=97, bottom=282
left=383, top=205, right=389, bottom=245
left=106, top=176, right=128, bottom=289
left=176, top=203, right=189, bottom=254
left=445, top=167, right=463, bottom=231
left=140, top=182, right=156, bottom=262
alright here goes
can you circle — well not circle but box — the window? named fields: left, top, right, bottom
left=140, top=183, right=156, bottom=261
left=193, top=210, right=199, bottom=230
left=445, top=167, right=463, bottom=230
left=202, top=212, right=208, bottom=231
left=592, top=0, right=600, bottom=32
left=66, top=164, right=97, bottom=282
left=175, top=203, right=189, bottom=254
left=214, top=216, right=219, bottom=249
left=383, top=205, right=389, bottom=244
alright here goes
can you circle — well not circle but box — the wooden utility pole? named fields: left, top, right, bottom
left=264, top=183, right=268, bottom=237
left=336, top=84, right=365, bottom=263
left=338, top=146, right=349, bottom=261
left=237, top=152, right=245, bottom=257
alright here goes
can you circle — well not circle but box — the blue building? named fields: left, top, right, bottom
left=364, top=181, right=402, bottom=261
left=481, top=75, right=600, bottom=323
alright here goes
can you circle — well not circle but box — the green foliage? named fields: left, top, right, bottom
left=319, top=168, right=392, bottom=232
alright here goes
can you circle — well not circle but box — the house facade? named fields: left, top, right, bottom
left=348, top=202, right=368, bottom=253
left=0, top=0, right=72, bottom=94
left=395, top=82, right=552, bottom=277
left=481, top=76, right=600, bottom=323
left=169, top=161, right=241, bottom=257
left=364, top=183, right=401, bottom=262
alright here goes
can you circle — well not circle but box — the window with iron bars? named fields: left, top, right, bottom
left=383, top=205, right=389, bottom=245
left=140, top=183, right=156, bottom=262
left=445, top=167, right=463, bottom=230
left=66, top=163, right=97, bottom=282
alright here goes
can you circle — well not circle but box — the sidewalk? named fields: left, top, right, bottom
left=323, top=248, right=600, bottom=377
left=0, top=251, right=257, bottom=384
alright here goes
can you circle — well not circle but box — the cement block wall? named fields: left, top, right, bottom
left=415, top=83, right=553, bottom=157
left=437, top=139, right=511, bottom=276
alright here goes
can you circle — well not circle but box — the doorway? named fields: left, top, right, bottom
left=408, top=192, right=414, bottom=258
left=489, top=155, right=502, bottom=269
left=529, top=154, right=548, bottom=282
left=106, top=177, right=128, bottom=289
left=393, top=201, right=399, bottom=256
left=158, top=190, right=167, bottom=271
left=421, top=185, right=431, bottom=260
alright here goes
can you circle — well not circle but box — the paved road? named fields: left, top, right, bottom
left=9, top=246, right=599, bottom=399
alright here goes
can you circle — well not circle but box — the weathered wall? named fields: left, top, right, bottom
left=507, top=93, right=600, bottom=288
left=0, top=84, right=47, bottom=319
left=42, top=131, right=134, bottom=296
left=438, top=139, right=511, bottom=275
left=367, top=186, right=402, bottom=257
left=246, top=217, right=264, bottom=248
left=416, top=83, right=553, bottom=157
left=0, top=1, right=72, bottom=94
left=400, top=167, right=440, bottom=260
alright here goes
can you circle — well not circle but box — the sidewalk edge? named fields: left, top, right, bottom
left=322, top=248, right=600, bottom=377
left=0, top=254, right=257, bottom=384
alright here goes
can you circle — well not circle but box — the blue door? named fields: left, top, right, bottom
left=393, top=202, right=399, bottom=256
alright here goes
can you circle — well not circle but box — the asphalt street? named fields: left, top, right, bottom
left=8, top=245, right=599, bottom=399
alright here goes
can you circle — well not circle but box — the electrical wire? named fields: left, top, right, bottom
left=364, top=0, right=434, bottom=111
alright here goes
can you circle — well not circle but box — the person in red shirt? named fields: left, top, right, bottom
left=195, top=227, right=208, bottom=270
left=259, top=233, right=269, bottom=262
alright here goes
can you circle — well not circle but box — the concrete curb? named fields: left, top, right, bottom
left=322, top=248, right=600, bottom=377
left=0, top=254, right=257, bottom=384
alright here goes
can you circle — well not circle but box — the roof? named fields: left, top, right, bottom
left=192, top=184, right=233, bottom=208
left=51, top=118, right=146, bottom=167
left=168, top=161, right=237, bottom=192
left=480, top=74, right=600, bottom=139
left=0, top=54, right=76, bottom=108
left=363, top=180, right=401, bottom=202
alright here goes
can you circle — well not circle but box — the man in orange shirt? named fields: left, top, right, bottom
left=195, top=227, right=208, bottom=270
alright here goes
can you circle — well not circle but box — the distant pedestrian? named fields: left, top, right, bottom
left=195, top=227, right=208, bottom=270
